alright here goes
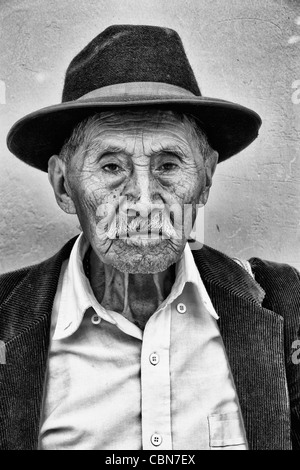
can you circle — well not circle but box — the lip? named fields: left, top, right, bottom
left=116, top=230, right=169, bottom=239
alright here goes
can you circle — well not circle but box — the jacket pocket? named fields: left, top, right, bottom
left=208, top=411, right=248, bottom=450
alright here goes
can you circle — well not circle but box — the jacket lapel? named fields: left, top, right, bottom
left=0, top=238, right=76, bottom=450
left=193, top=245, right=291, bottom=450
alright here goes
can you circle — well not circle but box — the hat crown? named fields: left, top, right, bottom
left=62, top=24, right=201, bottom=102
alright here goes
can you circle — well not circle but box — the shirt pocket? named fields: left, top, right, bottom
left=208, top=411, right=248, bottom=450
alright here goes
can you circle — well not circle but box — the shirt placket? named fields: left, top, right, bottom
left=141, top=304, right=172, bottom=450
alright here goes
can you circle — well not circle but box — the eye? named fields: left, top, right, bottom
left=158, top=162, right=179, bottom=172
left=102, top=163, right=122, bottom=173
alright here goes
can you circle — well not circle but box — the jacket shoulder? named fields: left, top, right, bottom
left=0, top=266, right=34, bottom=306
left=0, top=237, right=77, bottom=306
left=193, top=243, right=300, bottom=312
left=196, top=243, right=300, bottom=288
left=248, top=256, right=300, bottom=321
left=248, top=256, right=300, bottom=294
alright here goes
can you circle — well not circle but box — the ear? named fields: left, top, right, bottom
left=199, top=149, right=218, bottom=206
left=48, top=155, right=77, bottom=214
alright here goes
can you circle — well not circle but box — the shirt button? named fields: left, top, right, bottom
left=177, top=302, right=187, bottom=314
left=151, top=433, right=162, bottom=446
left=149, top=352, right=160, bottom=365
left=91, top=313, right=101, bottom=325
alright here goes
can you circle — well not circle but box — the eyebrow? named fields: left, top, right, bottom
left=150, top=145, right=188, bottom=159
left=101, top=146, right=132, bottom=156
left=84, top=142, right=132, bottom=159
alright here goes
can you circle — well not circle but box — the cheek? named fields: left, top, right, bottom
left=184, top=163, right=207, bottom=199
left=68, top=176, right=110, bottom=228
left=77, top=190, right=127, bottom=249
left=165, top=168, right=205, bottom=205
left=70, top=173, right=120, bottom=213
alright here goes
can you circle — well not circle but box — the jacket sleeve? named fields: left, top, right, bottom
left=249, top=257, right=300, bottom=449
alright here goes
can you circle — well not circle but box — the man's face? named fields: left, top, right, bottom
left=51, top=110, right=217, bottom=273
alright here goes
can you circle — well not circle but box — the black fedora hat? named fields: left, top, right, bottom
left=7, top=24, right=262, bottom=172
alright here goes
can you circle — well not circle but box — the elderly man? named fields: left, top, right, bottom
left=1, top=25, right=300, bottom=451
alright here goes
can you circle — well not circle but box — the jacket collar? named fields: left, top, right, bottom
left=0, top=239, right=291, bottom=449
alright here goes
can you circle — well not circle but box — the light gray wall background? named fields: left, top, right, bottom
left=0, top=0, right=299, bottom=273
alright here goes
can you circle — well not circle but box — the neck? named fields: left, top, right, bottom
left=87, top=250, right=176, bottom=330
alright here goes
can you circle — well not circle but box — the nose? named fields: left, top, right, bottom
left=121, top=165, right=164, bottom=219
left=124, top=166, right=154, bottom=207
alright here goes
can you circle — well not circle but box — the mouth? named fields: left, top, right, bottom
left=116, top=229, right=170, bottom=240
left=105, top=210, right=179, bottom=241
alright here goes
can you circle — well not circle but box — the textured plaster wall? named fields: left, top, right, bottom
left=0, top=0, right=299, bottom=272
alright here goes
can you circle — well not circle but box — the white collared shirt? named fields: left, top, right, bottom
left=38, top=234, right=248, bottom=450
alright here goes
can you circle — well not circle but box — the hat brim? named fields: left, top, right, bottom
left=7, top=95, right=262, bottom=172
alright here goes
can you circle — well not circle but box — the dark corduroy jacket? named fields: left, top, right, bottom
left=0, top=237, right=300, bottom=450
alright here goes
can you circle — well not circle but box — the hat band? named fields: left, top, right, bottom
left=76, top=82, right=197, bottom=101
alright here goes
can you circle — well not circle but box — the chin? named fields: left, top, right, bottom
left=100, top=238, right=184, bottom=274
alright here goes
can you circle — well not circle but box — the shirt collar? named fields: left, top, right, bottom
left=156, top=242, right=219, bottom=320
left=53, top=234, right=218, bottom=340
left=53, top=233, right=117, bottom=340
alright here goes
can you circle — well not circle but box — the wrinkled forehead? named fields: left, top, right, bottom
left=88, top=108, right=195, bottom=133
left=60, top=107, right=208, bottom=165
left=76, top=108, right=203, bottom=149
